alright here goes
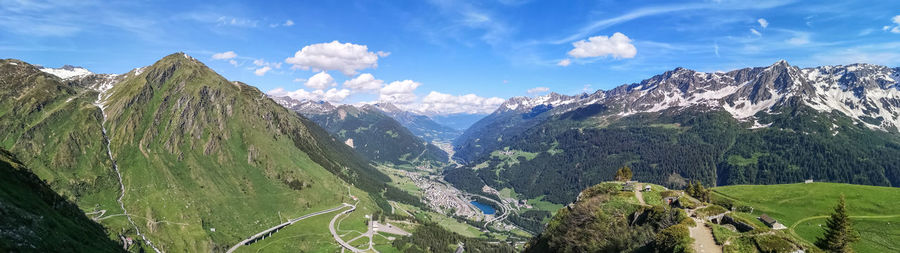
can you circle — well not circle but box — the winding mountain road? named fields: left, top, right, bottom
left=329, top=203, right=365, bottom=252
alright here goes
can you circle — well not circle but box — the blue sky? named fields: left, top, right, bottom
left=2, top=0, right=899, bottom=115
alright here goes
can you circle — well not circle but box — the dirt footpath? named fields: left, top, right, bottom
left=689, top=218, right=722, bottom=253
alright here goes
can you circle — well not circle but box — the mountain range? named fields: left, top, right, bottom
left=4, top=54, right=900, bottom=252
left=449, top=60, right=900, bottom=204
left=0, top=54, right=412, bottom=252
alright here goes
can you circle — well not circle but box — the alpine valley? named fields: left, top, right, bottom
left=3, top=54, right=900, bottom=253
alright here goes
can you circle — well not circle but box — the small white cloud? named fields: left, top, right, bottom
left=883, top=15, right=900, bottom=33
left=267, top=87, right=350, bottom=103
left=757, top=18, right=768, bottom=28
left=343, top=73, right=385, bottom=92
left=305, top=71, right=337, bottom=90
left=416, top=91, right=505, bottom=115
left=527, top=87, right=550, bottom=94
left=786, top=34, right=810, bottom=45
left=293, top=78, right=306, bottom=82
left=379, top=80, right=421, bottom=104
left=750, top=28, right=762, bottom=36
left=859, top=28, right=875, bottom=36
left=212, top=51, right=237, bottom=60
left=567, top=32, right=636, bottom=59
left=285, top=40, right=386, bottom=76
left=217, top=16, right=258, bottom=28
left=228, top=59, right=238, bottom=66
left=253, top=59, right=282, bottom=69
left=714, top=42, right=720, bottom=57
left=557, top=59, right=571, bottom=66
left=284, top=20, right=294, bottom=27
left=254, top=66, right=272, bottom=76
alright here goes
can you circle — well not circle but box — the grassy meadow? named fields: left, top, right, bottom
left=711, top=182, right=900, bottom=252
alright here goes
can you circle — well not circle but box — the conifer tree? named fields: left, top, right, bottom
left=816, top=195, right=859, bottom=252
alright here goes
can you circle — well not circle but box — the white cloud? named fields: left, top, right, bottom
left=379, top=80, right=421, bottom=104
left=228, top=59, right=238, bottom=66
left=557, top=59, right=571, bottom=66
left=786, top=34, right=810, bottom=45
left=293, top=78, right=306, bottom=82
left=253, top=59, right=282, bottom=69
left=416, top=91, right=505, bottom=115
left=714, top=42, right=720, bottom=57
left=343, top=73, right=385, bottom=92
left=212, top=51, right=237, bottom=60
left=267, top=87, right=350, bottom=103
left=254, top=66, right=272, bottom=76
left=527, top=87, right=550, bottom=94
left=750, top=28, right=762, bottom=36
left=883, top=15, right=900, bottom=33
left=757, top=18, right=768, bottom=28
left=285, top=40, right=386, bottom=76
left=567, top=33, right=637, bottom=59
left=217, top=16, right=258, bottom=28
left=305, top=71, right=337, bottom=90
left=284, top=20, right=294, bottom=27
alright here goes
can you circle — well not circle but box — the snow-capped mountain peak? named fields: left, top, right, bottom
left=40, top=65, right=93, bottom=79
left=269, top=96, right=336, bottom=114
left=490, top=60, right=900, bottom=132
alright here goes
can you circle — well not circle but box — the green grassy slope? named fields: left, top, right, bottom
left=0, top=149, right=122, bottom=252
left=712, top=183, right=900, bottom=252
left=0, top=54, right=409, bottom=252
left=0, top=59, right=120, bottom=210
left=94, top=53, right=394, bottom=251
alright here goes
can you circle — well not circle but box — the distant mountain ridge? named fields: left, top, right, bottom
left=271, top=96, right=449, bottom=165
left=369, top=102, right=462, bottom=143
left=448, top=60, right=900, bottom=204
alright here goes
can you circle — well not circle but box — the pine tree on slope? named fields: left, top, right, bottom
left=816, top=195, right=860, bottom=253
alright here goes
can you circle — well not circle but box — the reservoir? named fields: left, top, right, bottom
left=470, top=201, right=496, bottom=215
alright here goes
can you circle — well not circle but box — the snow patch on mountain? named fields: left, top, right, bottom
left=491, top=61, right=900, bottom=132
left=40, top=65, right=92, bottom=79
left=270, top=96, right=336, bottom=115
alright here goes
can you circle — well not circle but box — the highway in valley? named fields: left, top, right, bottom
left=226, top=205, right=347, bottom=253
